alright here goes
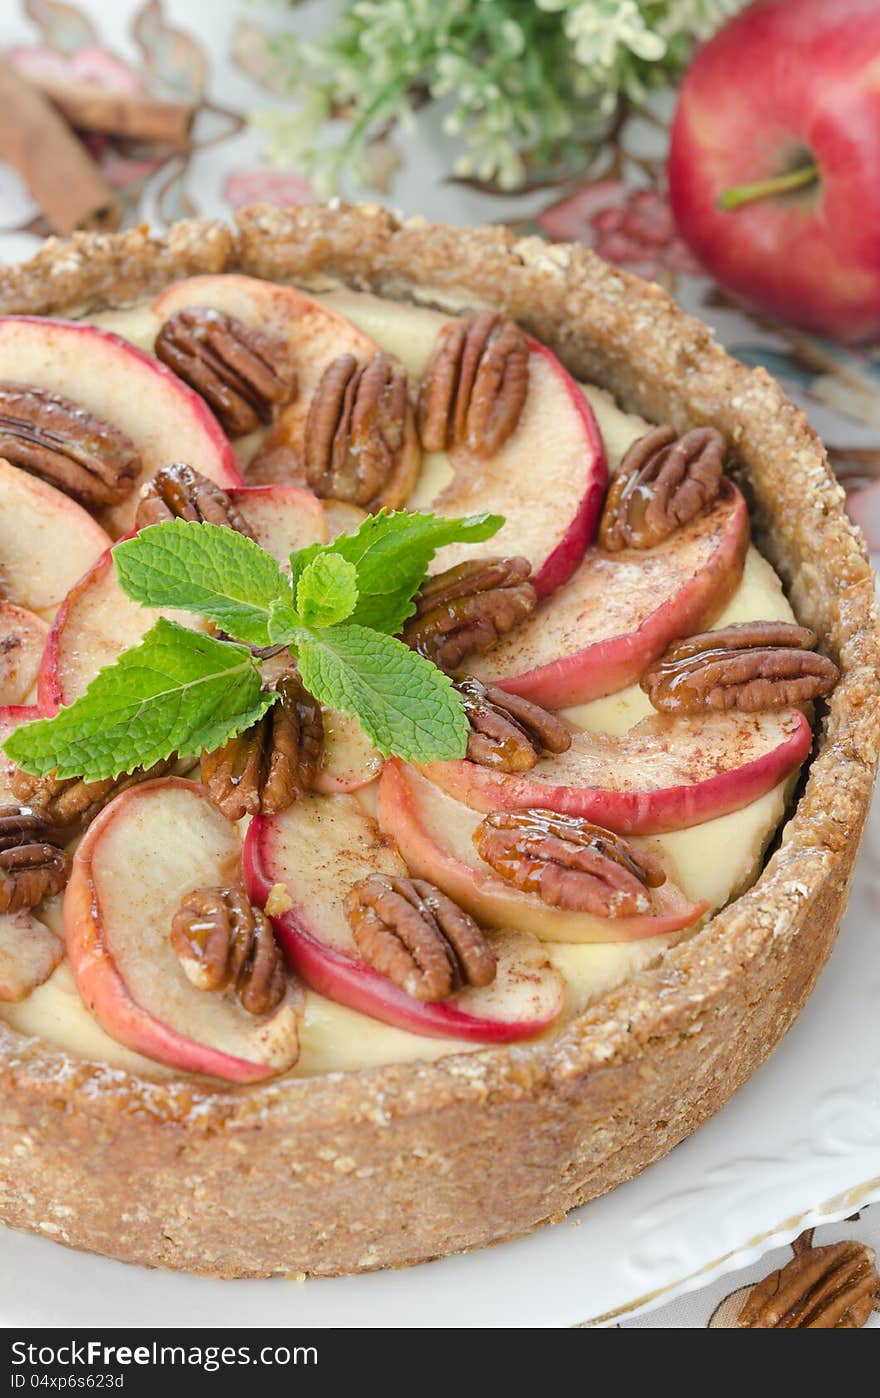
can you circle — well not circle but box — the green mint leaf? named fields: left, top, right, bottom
left=295, top=553, right=358, bottom=629
left=266, top=599, right=303, bottom=648
left=3, top=619, right=274, bottom=782
left=296, top=623, right=468, bottom=763
left=113, top=519, right=292, bottom=648
left=289, top=509, right=504, bottom=635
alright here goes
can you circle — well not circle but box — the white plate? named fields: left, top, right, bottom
left=1, top=787, right=878, bottom=1328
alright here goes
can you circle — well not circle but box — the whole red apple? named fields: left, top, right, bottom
left=668, top=0, right=880, bottom=341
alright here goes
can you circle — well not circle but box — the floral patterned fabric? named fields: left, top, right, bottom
left=0, top=0, right=877, bottom=1327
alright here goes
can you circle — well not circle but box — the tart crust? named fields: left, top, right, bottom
left=0, top=205, right=877, bottom=1279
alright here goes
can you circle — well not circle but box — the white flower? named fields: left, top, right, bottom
left=564, top=1, right=668, bottom=67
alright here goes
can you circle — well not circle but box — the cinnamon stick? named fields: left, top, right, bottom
left=31, top=76, right=194, bottom=147
left=0, top=61, right=120, bottom=234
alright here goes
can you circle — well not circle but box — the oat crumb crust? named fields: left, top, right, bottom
left=0, top=205, right=877, bottom=1279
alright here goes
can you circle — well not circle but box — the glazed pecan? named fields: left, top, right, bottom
left=456, top=678, right=571, bottom=773
left=343, top=874, right=496, bottom=1001
left=402, top=557, right=536, bottom=672
left=0, top=804, right=70, bottom=914
left=0, top=381, right=141, bottom=508
left=201, top=673, right=324, bottom=821
left=11, top=759, right=174, bottom=839
left=473, top=809, right=665, bottom=916
left=642, top=621, right=840, bottom=714
left=417, top=312, right=529, bottom=457
left=600, top=425, right=726, bottom=551
left=155, top=308, right=296, bottom=437
left=135, top=462, right=255, bottom=536
left=171, top=885, right=287, bottom=1016
left=304, top=351, right=409, bottom=509
left=737, top=1234, right=879, bottom=1328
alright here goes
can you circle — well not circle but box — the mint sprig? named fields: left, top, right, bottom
left=5, top=508, right=503, bottom=779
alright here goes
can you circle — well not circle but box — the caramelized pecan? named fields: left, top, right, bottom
left=473, top=809, right=665, bottom=916
left=171, top=885, right=287, bottom=1016
left=456, top=677, right=571, bottom=773
left=201, top=673, right=324, bottom=821
left=155, top=308, right=296, bottom=437
left=417, top=313, right=529, bottom=457
left=600, top=425, right=726, bottom=551
left=736, top=1234, right=879, bottom=1328
left=11, top=760, right=174, bottom=839
left=642, top=621, right=840, bottom=714
left=343, top=874, right=496, bottom=1001
left=135, top=462, right=255, bottom=536
left=0, top=381, right=141, bottom=507
left=304, top=351, right=410, bottom=509
left=402, top=557, right=536, bottom=671
left=0, top=804, right=70, bottom=913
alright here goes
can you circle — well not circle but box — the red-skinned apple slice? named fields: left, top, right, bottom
left=0, top=911, right=63, bottom=1003
left=152, top=274, right=421, bottom=503
left=420, top=708, right=811, bottom=835
left=0, top=704, right=38, bottom=801
left=0, top=317, right=242, bottom=536
left=64, top=777, right=300, bottom=1081
left=469, top=480, right=749, bottom=707
left=378, top=761, right=707, bottom=944
left=425, top=338, right=607, bottom=597
left=0, top=459, right=110, bottom=616
left=245, top=791, right=563, bottom=1041
left=39, top=484, right=327, bottom=714
left=0, top=602, right=48, bottom=706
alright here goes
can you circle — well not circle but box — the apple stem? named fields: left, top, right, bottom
left=718, top=163, right=819, bottom=211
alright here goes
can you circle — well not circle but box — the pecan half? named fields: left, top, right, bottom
left=304, top=351, right=410, bottom=509
left=343, top=874, right=496, bottom=1001
left=135, top=462, right=255, bottom=536
left=11, top=759, right=174, bottom=839
left=155, top=308, right=296, bottom=437
left=473, top=809, right=665, bottom=916
left=456, top=677, right=571, bottom=773
left=171, top=885, right=287, bottom=1016
left=402, top=557, right=536, bottom=671
left=737, top=1234, right=879, bottom=1328
left=600, top=425, right=726, bottom=551
left=0, top=381, right=141, bottom=508
left=201, top=673, right=324, bottom=822
left=642, top=621, right=840, bottom=714
left=0, top=804, right=70, bottom=914
left=417, top=313, right=529, bottom=457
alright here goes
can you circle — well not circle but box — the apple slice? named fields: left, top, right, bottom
left=424, top=338, right=607, bottom=597
left=0, top=317, right=242, bottom=537
left=0, top=602, right=48, bottom=706
left=0, top=910, right=64, bottom=1003
left=245, top=791, right=563, bottom=1041
left=315, top=710, right=384, bottom=794
left=378, top=761, right=706, bottom=945
left=469, top=480, right=749, bottom=707
left=39, top=484, right=327, bottom=714
left=64, top=777, right=300, bottom=1081
left=0, top=705, right=38, bottom=802
left=152, top=274, right=421, bottom=504
left=0, top=459, right=110, bottom=616
left=421, top=708, right=811, bottom=835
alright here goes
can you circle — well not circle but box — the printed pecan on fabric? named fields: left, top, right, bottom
left=402, top=557, right=536, bottom=671
left=0, top=381, right=141, bottom=508
left=600, top=425, right=726, bottom=551
left=736, top=1234, right=879, bottom=1329
left=135, top=462, right=255, bottom=535
left=0, top=804, right=70, bottom=914
left=473, top=809, right=665, bottom=916
left=344, top=874, right=496, bottom=1001
left=155, top=308, right=296, bottom=437
left=417, top=312, right=529, bottom=457
left=642, top=621, right=840, bottom=714
left=171, top=885, right=288, bottom=1016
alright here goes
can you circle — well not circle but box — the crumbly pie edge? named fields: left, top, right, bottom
left=0, top=204, right=877, bottom=1279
